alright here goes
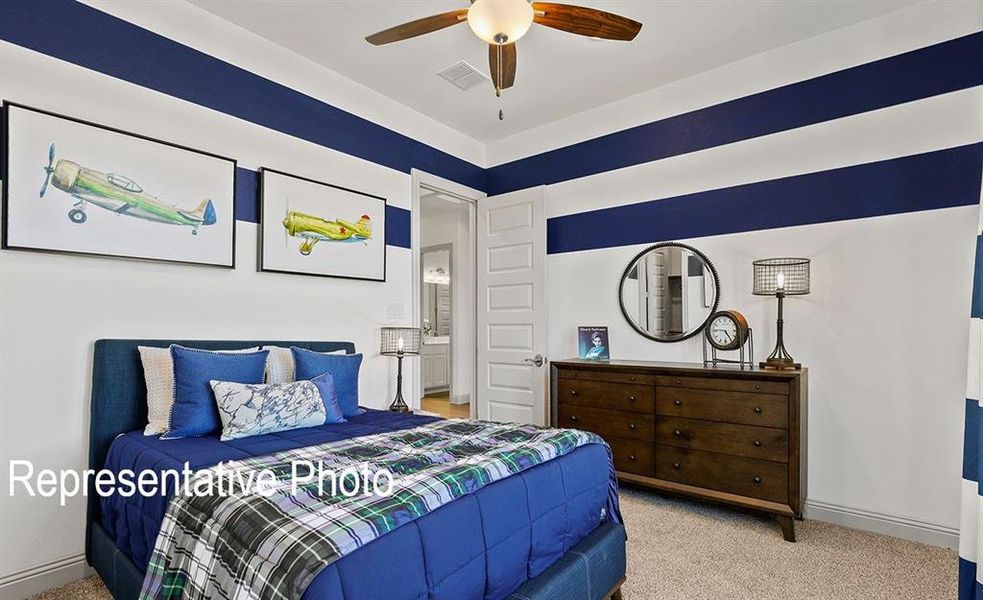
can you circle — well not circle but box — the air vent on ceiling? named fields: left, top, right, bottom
left=437, top=61, right=489, bottom=91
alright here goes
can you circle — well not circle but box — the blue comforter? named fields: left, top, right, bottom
left=100, top=410, right=619, bottom=600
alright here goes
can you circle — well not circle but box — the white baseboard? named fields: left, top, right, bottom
left=449, top=393, right=470, bottom=406
left=0, top=553, right=93, bottom=600
left=805, top=499, right=959, bottom=549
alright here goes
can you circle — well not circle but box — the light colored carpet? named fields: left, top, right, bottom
left=619, top=487, right=956, bottom=599
left=31, top=575, right=109, bottom=600
left=34, top=487, right=956, bottom=600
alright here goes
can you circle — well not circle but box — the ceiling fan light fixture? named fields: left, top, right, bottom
left=467, top=0, right=534, bottom=45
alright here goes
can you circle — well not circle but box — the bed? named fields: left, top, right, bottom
left=85, top=339, right=627, bottom=600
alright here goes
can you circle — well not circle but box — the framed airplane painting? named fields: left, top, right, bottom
left=259, top=168, right=387, bottom=281
left=1, top=102, right=236, bottom=267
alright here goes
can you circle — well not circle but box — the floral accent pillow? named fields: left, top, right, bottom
left=209, top=378, right=328, bottom=441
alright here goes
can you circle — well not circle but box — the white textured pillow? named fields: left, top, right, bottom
left=138, top=345, right=261, bottom=436
left=264, top=346, right=347, bottom=384
left=139, top=347, right=175, bottom=436
left=210, top=379, right=327, bottom=441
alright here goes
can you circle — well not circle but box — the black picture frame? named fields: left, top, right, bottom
left=258, top=167, right=387, bottom=282
left=1, top=101, right=237, bottom=269
left=617, top=241, right=721, bottom=343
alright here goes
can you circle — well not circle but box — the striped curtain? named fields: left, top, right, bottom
left=962, top=230, right=983, bottom=599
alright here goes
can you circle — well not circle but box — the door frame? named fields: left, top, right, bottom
left=411, top=169, right=484, bottom=416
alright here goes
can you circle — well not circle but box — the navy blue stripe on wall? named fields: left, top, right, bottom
left=0, top=0, right=485, bottom=192
left=488, top=32, right=983, bottom=196
left=547, top=143, right=983, bottom=254
left=964, top=398, right=980, bottom=483
left=972, top=234, right=983, bottom=318
left=233, top=167, right=411, bottom=248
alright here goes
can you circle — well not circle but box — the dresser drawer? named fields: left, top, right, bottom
left=656, top=446, right=788, bottom=504
left=657, top=387, right=788, bottom=429
left=609, top=439, right=656, bottom=477
left=657, top=375, right=789, bottom=396
left=557, top=378, right=655, bottom=414
left=656, top=417, right=788, bottom=463
left=556, top=368, right=656, bottom=386
left=557, top=404, right=655, bottom=442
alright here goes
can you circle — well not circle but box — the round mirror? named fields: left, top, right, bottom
left=618, top=242, right=720, bottom=342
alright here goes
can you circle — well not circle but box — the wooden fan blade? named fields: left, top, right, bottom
left=366, top=9, right=468, bottom=45
left=489, top=43, right=517, bottom=92
left=531, top=3, right=642, bottom=41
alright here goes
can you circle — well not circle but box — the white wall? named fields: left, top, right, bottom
left=1, top=1, right=980, bottom=595
left=0, top=2, right=480, bottom=595
left=529, top=2, right=983, bottom=544
left=421, top=198, right=475, bottom=404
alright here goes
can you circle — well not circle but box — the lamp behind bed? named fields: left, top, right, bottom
left=380, top=327, right=420, bottom=413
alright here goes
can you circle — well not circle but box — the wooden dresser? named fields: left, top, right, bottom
left=551, top=359, right=807, bottom=541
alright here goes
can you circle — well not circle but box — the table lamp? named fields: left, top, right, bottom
left=752, top=258, right=810, bottom=370
left=380, top=326, right=421, bottom=412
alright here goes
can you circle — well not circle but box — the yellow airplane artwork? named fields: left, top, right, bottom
left=282, top=210, right=372, bottom=255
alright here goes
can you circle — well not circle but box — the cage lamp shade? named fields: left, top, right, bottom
left=380, top=327, right=421, bottom=355
left=753, top=258, right=810, bottom=296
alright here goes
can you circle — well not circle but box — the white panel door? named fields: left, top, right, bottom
left=476, top=187, right=547, bottom=425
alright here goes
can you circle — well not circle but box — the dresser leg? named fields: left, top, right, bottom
left=609, top=588, right=624, bottom=600
left=777, top=515, right=796, bottom=542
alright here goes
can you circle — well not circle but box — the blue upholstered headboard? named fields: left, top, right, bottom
left=86, top=339, right=356, bottom=529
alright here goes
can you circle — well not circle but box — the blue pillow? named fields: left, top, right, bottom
left=165, top=345, right=269, bottom=439
left=291, top=347, right=363, bottom=417
left=310, top=372, right=347, bottom=424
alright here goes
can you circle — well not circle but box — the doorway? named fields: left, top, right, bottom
left=413, top=172, right=479, bottom=419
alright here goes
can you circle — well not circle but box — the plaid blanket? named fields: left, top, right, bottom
left=139, top=419, right=619, bottom=600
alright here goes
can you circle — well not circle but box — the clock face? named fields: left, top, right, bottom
left=709, top=315, right=738, bottom=349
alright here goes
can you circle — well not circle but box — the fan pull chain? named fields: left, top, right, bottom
left=497, top=43, right=505, bottom=121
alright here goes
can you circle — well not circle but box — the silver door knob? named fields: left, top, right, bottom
left=524, top=354, right=545, bottom=367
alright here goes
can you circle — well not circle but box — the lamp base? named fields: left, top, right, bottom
left=388, top=399, right=411, bottom=413
left=759, top=358, right=801, bottom=371
left=388, top=353, right=411, bottom=413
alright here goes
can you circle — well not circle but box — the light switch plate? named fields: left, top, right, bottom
left=387, top=302, right=405, bottom=321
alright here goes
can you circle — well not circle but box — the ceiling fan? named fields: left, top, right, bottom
left=365, top=0, right=642, bottom=102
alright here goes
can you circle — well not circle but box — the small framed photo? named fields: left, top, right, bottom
left=2, top=102, right=236, bottom=268
left=259, top=168, right=386, bottom=281
left=579, top=326, right=610, bottom=360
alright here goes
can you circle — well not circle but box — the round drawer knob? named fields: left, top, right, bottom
left=630, top=376, right=636, bottom=382
left=629, top=424, right=637, bottom=430
left=753, top=440, right=762, bottom=447
left=570, top=390, right=578, bottom=396
left=629, top=395, right=636, bottom=402
left=753, top=407, right=762, bottom=414
left=570, top=415, right=578, bottom=422
left=755, top=385, right=761, bottom=390
left=675, top=379, right=681, bottom=385
left=673, top=429, right=682, bottom=436
left=672, top=462, right=681, bottom=469
left=629, top=454, right=637, bottom=461
left=753, top=476, right=762, bottom=484
left=674, top=400, right=682, bottom=406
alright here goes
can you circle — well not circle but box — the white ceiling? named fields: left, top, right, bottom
left=188, top=0, right=916, bottom=143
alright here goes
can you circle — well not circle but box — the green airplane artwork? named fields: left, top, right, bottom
left=282, top=209, right=373, bottom=256
left=39, top=143, right=217, bottom=234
